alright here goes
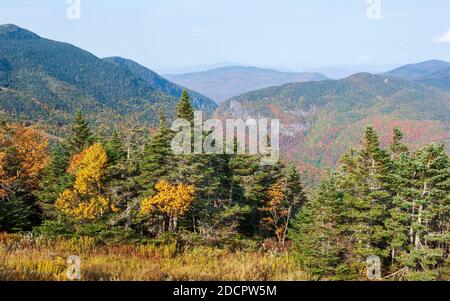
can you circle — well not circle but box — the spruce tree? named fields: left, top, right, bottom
left=37, top=144, right=73, bottom=218
left=385, top=128, right=411, bottom=268
left=105, top=131, right=126, bottom=165
left=289, top=176, right=353, bottom=279
left=285, top=165, right=307, bottom=208
left=172, top=91, right=224, bottom=231
left=390, top=127, right=409, bottom=159
left=339, top=127, right=393, bottom=265
left=229, top=153, right=282, bottom=235
left=138, top=111, right=174, bottom=196
left=177, top=90, right=195, bottom=121
left=401, top=144, right=450, bottom=279
left=67, top=111, right=93, bottom=155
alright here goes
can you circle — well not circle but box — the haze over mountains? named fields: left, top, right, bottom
left=0, top=24, right=216, bottom=133
left=164, top=66, right=327, bottom=104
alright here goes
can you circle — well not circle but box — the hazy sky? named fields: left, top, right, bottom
left=2, top=0, right=450, bottom=73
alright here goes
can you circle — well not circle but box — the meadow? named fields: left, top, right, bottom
left=0, top=233, right=309, bottom=281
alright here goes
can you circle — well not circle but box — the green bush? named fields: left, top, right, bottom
left=33, top=220, right=75, bottom=238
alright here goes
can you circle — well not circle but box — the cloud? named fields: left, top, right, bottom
left=188, top=26, right=210, bottom=34
left=434, top=29, right=450, bottom=44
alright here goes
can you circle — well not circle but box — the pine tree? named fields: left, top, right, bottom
left=172, top=91, right=224, bottom=232
left=390, top=127, right=409, bottom=159
left=37, top=144, right=73, bottom=218
left=67, top=111, right=93, bottom=155
left=176, top=90, right=195, bottom=121
left=285, top=165, right=307, bottom=208
left=0, top=195, right=34, bottom=232
left=139, top=111, right=174, bottom=195
left=229, top=153, right=282, bottom=235
left=339, top=127, right=393, bottom=265
left=401, top=144, right=450, bottom=279
left=105, top=131, right=126, bottom=165
left=289, top=176, right=353, bottom=279
left=384, top=128, right=411, bottom=269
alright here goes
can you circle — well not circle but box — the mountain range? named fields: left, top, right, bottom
left=0, top=24, right=216, bottom=134
left=216, top=71, right=450, bottom=171
left=164, top=66, right=327, bottom=103
left=1, top=24, right=449, bottom=175
left=384, top=59, right=450, bottom=91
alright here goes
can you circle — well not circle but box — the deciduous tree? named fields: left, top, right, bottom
left=140, top=180, right=195, bottom=232
left=56, top=143, right=116, bottom=221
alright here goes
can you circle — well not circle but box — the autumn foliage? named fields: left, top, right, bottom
left=56, top=143, right=116, bottom=221
left=0, top=123, right=49, bottom=198
left=140, top=180, right=195, bottom=232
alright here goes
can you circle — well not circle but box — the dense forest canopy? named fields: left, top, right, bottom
left=0, top=91, right=448, bottom=280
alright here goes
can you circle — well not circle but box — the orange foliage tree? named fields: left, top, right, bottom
left=56, top=143, right=117, bottom=221
left=140, top=180, right=195, bottom=232
left=0, top=123, right=49, bottom=199
left=262, top=170, right=306, bottom=244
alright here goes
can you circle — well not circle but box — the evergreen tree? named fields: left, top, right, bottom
left=138, top=111, right=174, bottom=195
left=390, top=127, right=409, bottom=159
left=37, top=144, right=73, bottom=218
left=229, top=153, right=282, bottom=235
left=285, top=165, right=307, bottom=209
left=0, top=195, right=34, bottom=232
left=400, top=144, right=450, bottom=279
left=339, top=127, right=393, bottom=265
left=176, top=90, right=195, bottom=121
left=38, top=111, right=94, bottom=220
left=105, top=131, right=126, bottom=165
left=172, top=91, right=224, bottom=232
left=384, top=128, right=411, bottom=268
left=289, top=176, right=353, bottom=279
left=67, top=111, right=93, bottom=155
left=262, top=165, right=307, bottom=243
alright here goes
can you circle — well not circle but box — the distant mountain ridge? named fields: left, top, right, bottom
left=103, top=57, right=216, bottom=113
left=384, top=60, right=450, bottom=79
left=216, top=72, right=450, bottom=169
left=0, top=24, right=216, bottom=133
left=384, top=59, right=450, bottom=91
left=165, top=66, right=328, bottom=103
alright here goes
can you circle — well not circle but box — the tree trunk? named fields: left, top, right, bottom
left=415, top=205, right=423, bottom=249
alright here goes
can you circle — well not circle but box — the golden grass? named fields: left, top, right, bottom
left=0, top=233, right=309, bottom=281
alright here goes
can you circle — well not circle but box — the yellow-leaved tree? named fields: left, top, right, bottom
left=140, top=180, right=195, bottom=232
left=56, top=143, right=116, bottom=221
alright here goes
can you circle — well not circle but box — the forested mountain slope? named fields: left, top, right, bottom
left=0, top=24, right=216, bottom=134
left=216, top=73, right=450, bottom=168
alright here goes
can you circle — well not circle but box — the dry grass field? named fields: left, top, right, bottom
left=0, top=233, right=309, bottom=281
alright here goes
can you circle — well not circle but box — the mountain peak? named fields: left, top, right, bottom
left=0, top=24, right=40, bottom=40
left=384, top=59, right=450, bottom=80
left=345, top=72, right=380, bottom=82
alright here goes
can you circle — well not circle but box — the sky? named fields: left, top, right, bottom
left=1, top=0, right=450, bottom=73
